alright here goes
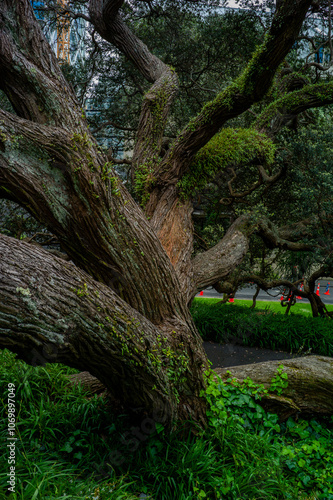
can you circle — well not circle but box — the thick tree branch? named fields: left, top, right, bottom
left=0, top=109, right=192, bottom=324
left=89, top=0, right=179, bottom=192
left=255, top=80, right=333, bottom=136
left=131, top=67, right=178, bottom=189
left=0, top=0, right=82, bottom=128
left=89, top=0, right=167, bottom=83
left=216, top=356, right=333, bottom=419
left=0, top=233, right=207, bottom=424
left=150, top=0, right=312, bottom=187
left=192, top=216, right=251, bottom=295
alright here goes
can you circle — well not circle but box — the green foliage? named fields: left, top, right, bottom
left=202, top=369, right=281, bottom=433
left=178, top=128, right=276, bottom=197
left=134, top=161, right=156, bottom=206
left=201, top=368, right=333, bottom=499
left=191, top=299, right=333, bottom=356
left=281, top=418, right=333, bottom=498
left=74, top=282, right=89, bottom=297
left=1, top=350, right=333, bottom=499
left=269, top=364, right=289, bottom=395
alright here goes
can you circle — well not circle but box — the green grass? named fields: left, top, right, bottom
left=1, top=349, right=333, bottom=499
left=195, top=297, right=333, bottom=316
left=191, top=298, right=333, bottom=356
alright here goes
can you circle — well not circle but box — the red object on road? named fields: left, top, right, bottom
left=324, top=283, right=330, bottom=296
left=199, top=291, right=204, bottom=296
left=229, top=298, right=235, bottom=303
left=316, top=283, right=320, bottom=296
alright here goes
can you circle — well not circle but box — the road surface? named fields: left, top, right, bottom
left=196, top=280, right=333, bottom=305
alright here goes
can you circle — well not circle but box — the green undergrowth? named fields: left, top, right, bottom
left=191, top=299, right=333, bottom=356
left=1, top=349, right=333, bottom=499
left=202, top=370, right=333, bottom=499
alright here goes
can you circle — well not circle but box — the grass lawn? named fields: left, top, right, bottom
left=191, top=298, right=333, bottom=356
left=194, top=297, right=333, bottom=316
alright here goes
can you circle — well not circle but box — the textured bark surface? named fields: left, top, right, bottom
left=68, top=372, right=108, bottom=396
left=0, top=234, right=208, bottom=425
left=215, top=356, right=333, bottom=419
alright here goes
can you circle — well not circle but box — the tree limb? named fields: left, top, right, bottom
left=191, top=214, right=318, bottom=295
left=216, top=356, right=333, bottom=419
left=0, top=108, right=191, bottom=324
left=192, top=216, right=251, bottom=296
left=227, top=167, right=262, bottom=199
left=0, top=232, right=203, bottom=424
left=89, top=0, right=179, bottom=189
left=254, top=80, right=333, bottom=136
left=0, top=0, right=82, bottom=127
left=150, top=0, right=313, bottom=187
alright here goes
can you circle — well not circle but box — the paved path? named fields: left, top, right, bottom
left=203, top=341, right=297, bottom=369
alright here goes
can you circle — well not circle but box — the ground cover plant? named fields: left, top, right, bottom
left=1, top=349, right=333, bottom=500
left=191, top=299, right=333, bottom=356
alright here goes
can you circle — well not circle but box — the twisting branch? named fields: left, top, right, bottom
left=220, top=164, right=283, bottom=205
left=0, top=0, right=81, bottom=127
left=149, top=0, right=313, bottom=188
left=191, top=216, right=251, bottom=296
left=0, top=233, right=181, bottom=423
left=89, top=0, right=179, bottom=188
left=0, top=106, right=189, bottom=324
left=191, top=213, right=321, bottom=297
left=227, top=167, right=262, bottom=199
left=254, top=80, right=333, bottom=136
left=89, top=0, right=169, bottom=83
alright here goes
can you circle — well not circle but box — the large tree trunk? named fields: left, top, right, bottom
left=0, top=0, right=318, bottom=428
left=215, top=356, right=333, bottom=420
left=0, top=234, right=208, bottom=426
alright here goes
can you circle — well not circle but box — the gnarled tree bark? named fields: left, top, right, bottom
left=0, top=234, right=208, bottom=425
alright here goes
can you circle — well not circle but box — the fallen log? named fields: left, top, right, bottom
left=67, top=371, right=107, bottom=396
left=68, top=356, right=333, bottom=421
left=66, top=371, right=123, bottom=409
left=215, top=355, right=333, bottom=420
